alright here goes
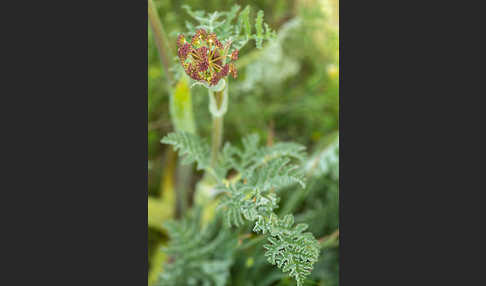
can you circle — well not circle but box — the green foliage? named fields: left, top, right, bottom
left=157, top=210, right=237, bottom=286
left=221, top=134, right=306, bottom=176
left=160, top=131, right=210, bottom=171
left=298, top=137, right=339, bottom=236
left=305, top=135, right=339, bottom=179
left=262, top=214, right=320, bottom=286
left=181, top=4, right=276, bottom=51
left=237, top=6, right=251, bottom=40
left=162, top=132, right=320, bottom=285
left=255, top=11, right=264, bottom=48
left=150, top=1, right=339, bottom=285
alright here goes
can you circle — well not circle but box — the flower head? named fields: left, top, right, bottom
left=177, top=29, right=238, bottom=86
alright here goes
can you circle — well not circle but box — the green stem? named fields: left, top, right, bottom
left=210, top=107, right=224, bottom=168
left=319, top=229, right=339, bottom=249
left=195, top=84, right=228, bottom=207
left=207, top=82, right=228, bottom=171
left=176, top=164, right=191, bottom=216
left=237, top=235, right=265, bottom=250
left=148, top=0, right=173, bottom=84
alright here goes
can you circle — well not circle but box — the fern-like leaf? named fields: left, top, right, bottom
left=182, top=4, right=275, bottom=52
left=244, top=157, right=305, bottom=191
left=162, top=131, right=318, bottom=285
left=254, top=142, right=307, bottom=171
left=304, top=136, right=339, bottom=179
left=255, top=10, right=264, bottom=48
left=161, top=131, right=210, bottom=171
left=158, top=211, right=237, bottom=286
left=262, top=215, right=320, bottom=286
left=221, top=134, right=260, bottom=174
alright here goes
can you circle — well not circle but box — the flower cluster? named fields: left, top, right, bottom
left=177, top=29, right=238, bottom=86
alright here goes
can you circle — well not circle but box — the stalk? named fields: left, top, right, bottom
left=149, top=0, right=196, bottom=217
left=170, top=77, right=196, bottom=216
left=148, top=0, right=173, bottom=84
left=194, top=80, right=228, bottom=219
left=175, top=164, right=190, bottom=216
left=207, top=80, right=228, bottom=170
left=210, top=90, right=225, bottom=168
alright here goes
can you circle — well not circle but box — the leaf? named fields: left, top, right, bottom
left=225, top=4, right=240, bottom=23
left=262, top=215, right=320, bottom=286
left=256, top=142, right=307, bottom=166
left=158, top=212, right=237, bottom=286
left=255, top=10, right=264, bottom=48
left=244, top=157, right=306, bottom=191
left=238, top=5, right=251, bottom=39
left=304, top=135, right=339, bottom=178
left=161, top=131, right=210, bottom=171
left=264, top=23, right=272, bottom=39
left=163, top=131, right=318, bottom=286
left=182, top=4, right=275, bottom=51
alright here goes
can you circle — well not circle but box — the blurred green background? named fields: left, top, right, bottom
left=149, top=0, right=339, bottom=285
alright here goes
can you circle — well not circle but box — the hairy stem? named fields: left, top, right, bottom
left=176, top=164, right=191, bottom=216
left=210, top=92, right=224, bottom=168
left=194, top=85, right=227, bottom=211
left=210, top=116, right=223, bottom=167
left=148, top=0, right=173, bottom=84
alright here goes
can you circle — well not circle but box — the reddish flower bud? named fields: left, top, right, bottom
left=183, top=63, right=198, bottom=81
left=197, top=46, right=209, bottom=59
left=176, top=34, right=186, bottom=48
left=191, top=29, right=207, bottom=47
left=183, top=63, right=192, bottom=76
left=212, top=50, right=223, bottom=67
left=208, top=33, right=223, bottom=49
left=196, top=29, right=207, bottom=39
left=178, top=43, right=191, bottom=61
left=190, top=65, right=201, bottom=81
left=231, top=49, right=239, bottom=61
left=220, top=64, right=229, bottom=77
left=229, top=63, right=237, bottom=79
left=197, top=60, right=209, bottom=72
left=210, top=73, right=221, bottom=86
left=196, top=47, right=209, bottom=71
